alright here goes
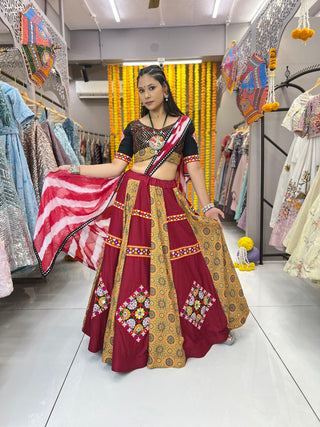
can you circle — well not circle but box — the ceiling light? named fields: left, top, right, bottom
left=109, top=0, right=120, bottom=23
left=250, top=0, right=268, bottom=23
left=212, top=0, right=221, bottom=19
left=123, top=59, right=202, bottom=66
left=166, top=59, right=202, bottom=64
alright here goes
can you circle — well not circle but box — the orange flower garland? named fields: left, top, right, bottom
left=181, top=64, right=186, bottom=114
left=291, top=0, right=314, bottom=42
left=122, top=66, right=128, bottom=126
left=193, top=63, right=200, bottom=211
left=134, top=66, right=139, bottom=120
left=200, top=62, right=206, bottom=173
left=129, top=66, right=135, bottom=122
left=211, top=63, right=217, bottom=199
left=108, top=65, right=115, bottom=161
left=205, top=61, right=211, bottom=191
left=188, top=64, right=194, bottom=119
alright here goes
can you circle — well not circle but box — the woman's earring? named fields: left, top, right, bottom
left=164, top=92, right=169, bottom=101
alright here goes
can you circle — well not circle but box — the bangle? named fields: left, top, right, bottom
left=70, top=164, right=80, bottom=175
left=202, top=202, right=215, bottom=214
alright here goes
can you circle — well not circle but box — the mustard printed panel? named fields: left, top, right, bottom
left=148, top=185, right=186, bottom=369
left=173, top=188, right=249, bottom=330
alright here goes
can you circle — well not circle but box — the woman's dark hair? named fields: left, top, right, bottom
left=137, top=65, right=184, bottom=117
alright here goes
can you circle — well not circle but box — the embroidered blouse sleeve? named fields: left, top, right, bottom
left=294, top=101, right=310, bottom=138
left=183, top=121, right=200, bottom=164
left=115, top=123, right=133, bottom=163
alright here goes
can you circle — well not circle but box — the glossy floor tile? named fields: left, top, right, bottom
left=46, top=315, right=319, bottom=427
left=0, top=308, right=84, bottom=427
left=0, top=224, right=319, bottom=427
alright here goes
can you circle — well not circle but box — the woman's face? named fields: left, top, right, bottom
left=137, top=74, right=166, bottom=112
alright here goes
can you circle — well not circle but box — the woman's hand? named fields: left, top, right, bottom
left=52, top=165, right=71, bottom=173
left=204, top=207, right=224, bottom=227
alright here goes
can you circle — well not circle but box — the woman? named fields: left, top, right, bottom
left=34, top=65, right=249, bottom=372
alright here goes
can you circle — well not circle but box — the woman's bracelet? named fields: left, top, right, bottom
left=70, top=164, right=80, bottom=175
left=202, top=202, right=215, bottom=214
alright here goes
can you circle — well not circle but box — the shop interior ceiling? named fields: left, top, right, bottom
left=46, top=0, right=276, bottom=29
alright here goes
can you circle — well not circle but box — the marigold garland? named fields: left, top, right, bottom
left=200, top=62, right=206, bottom=173
left=171, top=64, right=176, bottom=100
left=262, top=49, right=279, bottom=112
left=129, top=66, right=135, bottom=122
left=188, top=64, right=194, bottom=202
left=122, top=66, right=128, bottom=126
left=181, top=64, right=187, bottom=114
left=134, top=66, right=139, bottom=120
left=211, top=62, right=217, bottom=199
left=205, top=62, right=211, bottom=191
left=291, top=0, right=315, bottom=42
left=108, top=65, right=115, bottom=161
left=193, top=63, right=200, bottom=211
left=188, top=64, right=194, bottom=119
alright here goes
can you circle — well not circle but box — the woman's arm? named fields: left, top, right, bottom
left=54, top=158, right=128, bottom=179
left=186, top=161, right=224, bottom=226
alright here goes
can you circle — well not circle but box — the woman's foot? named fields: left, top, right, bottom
left=224, top=332, right=235, bottom=346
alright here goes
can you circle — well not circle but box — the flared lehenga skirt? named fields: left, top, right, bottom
left=83, top=170, right=249, bottom=372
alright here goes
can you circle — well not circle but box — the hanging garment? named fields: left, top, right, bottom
left=41, top=120, right=72, bottom=166
left=0, top=82, right=38, bottom=237
left=0, top=238, right=13, bottom=298
left=63, top=118, right=83, bottom=164
left=52, top=123, right=80, bottom=165
left=284, top=167, right=320, bottom=282
left=0, top=136, right=37, bottom=274
left=225, top=132, right=245, bottom=214
left=269, top=94, right=320, bottom=251
left=22, top=120, right=57, bottom=204
left=92, top=139, right=103, bottom=164
left=270, top=92, right=312, bottom=228
left=231, top=153, right=248, bottom=213
left=34, top=116, right=249, bottom=372
left=284, top=166, right=320, bottom=254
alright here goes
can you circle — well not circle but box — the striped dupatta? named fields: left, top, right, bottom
left=33, top=115, right=192, bottom=276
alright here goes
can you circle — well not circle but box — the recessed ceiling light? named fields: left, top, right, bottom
left=109, top=0, right=120, bottom=23
left=212, top=0, right=221, bottom=19
left=123, top=59, right=202, bottom=66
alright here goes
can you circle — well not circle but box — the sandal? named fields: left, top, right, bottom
left=224, top=332, right=236, bottom=346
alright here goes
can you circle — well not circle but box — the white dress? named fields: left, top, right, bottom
left=270, top=92, right=312, bottom=228
left=269, top=93, right=320, bottom=251
left=284, top=166, right=320, bottom=282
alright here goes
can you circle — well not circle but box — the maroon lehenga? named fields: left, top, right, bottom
left=34, top=116, right=249, bottom=372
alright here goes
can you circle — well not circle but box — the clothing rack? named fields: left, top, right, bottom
left=259, top=64, right=320, bottom=264
left=233, top=120, right=246, bottom=129
left=81, top=131, right=111, bottom=138
left=0, top=68, right=66, bottom=111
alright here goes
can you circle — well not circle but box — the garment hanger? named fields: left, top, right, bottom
left=306, top=77, right=320, bottom=94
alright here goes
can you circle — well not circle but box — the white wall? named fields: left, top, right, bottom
left=69, top=25, right=226, bottom=62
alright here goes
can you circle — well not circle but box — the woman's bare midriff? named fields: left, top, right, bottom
left=131, top=159, right=178, bottom=180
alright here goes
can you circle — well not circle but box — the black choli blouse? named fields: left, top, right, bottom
left=116, top=118, right=199, bottom=164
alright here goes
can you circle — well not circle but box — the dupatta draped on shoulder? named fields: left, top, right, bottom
left=33, top=116, right=191, bottom=276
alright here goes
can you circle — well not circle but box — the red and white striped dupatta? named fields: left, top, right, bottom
left=33, top=115, right=192, bottom=276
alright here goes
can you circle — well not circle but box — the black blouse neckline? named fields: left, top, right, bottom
left=136, top=116, right=181, bottom=131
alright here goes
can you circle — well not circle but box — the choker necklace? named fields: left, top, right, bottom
left=148, top=112, right=168, bottom=151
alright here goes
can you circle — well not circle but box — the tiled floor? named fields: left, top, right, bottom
left=1, top=224, right=319, bottom=427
